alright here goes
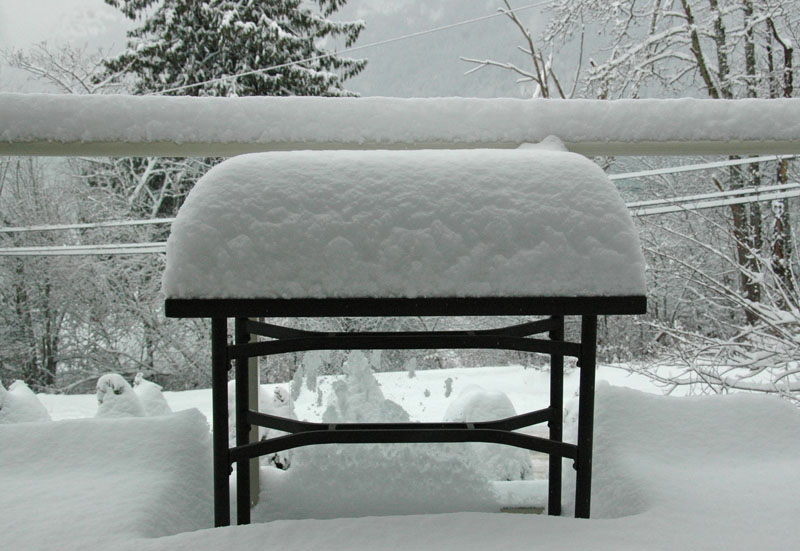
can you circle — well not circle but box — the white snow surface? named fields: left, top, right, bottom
left=4, top=94, right=800, bottom=155
left=163, top=148, right=645, bottom=299
left=7, top=366, right=800, bottom=550
left=0, top=409, right=212, bottom=551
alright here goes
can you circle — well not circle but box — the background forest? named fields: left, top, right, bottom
left=1, top=0, right=798, bottom=404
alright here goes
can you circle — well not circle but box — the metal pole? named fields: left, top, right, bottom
left=211, top=318, right=231, bottom=527
left=248, top=322, right=260, bottom=507
left=547, top=315, right=564, bottom=516
left=574, top=315, right=597, bottom=519
left=234, top=318, right=251, bottom=525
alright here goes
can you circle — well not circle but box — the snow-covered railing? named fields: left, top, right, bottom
left=3, top=94, right=800, bottom=157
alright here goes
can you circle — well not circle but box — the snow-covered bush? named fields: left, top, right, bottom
left=228, top=380, right=294, bottom=470
left=322, top=351, right=409, bottom=424
left=443, top=385, right=534, bottom=481
left=133, top=373, right=173, bottom=416
left=95, top=373, right=146, bottom=418
left=0, top=380, right=51, bottom=423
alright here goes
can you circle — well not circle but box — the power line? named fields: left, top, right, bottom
left=0, top=217, right=176, bottom=234
left=609, top=154, right=798, bottom=181
left=152, top=1, right=550, bottom=95
left=0, top=242, right=167, bottom=256
left=628, top=182, right=800, bottom=208
left=2, top=154, right=795, bottom=235
left=1, top=154, right=797, bottom=235
left=632, top=185, right=800, bottom=217
left=3, top=185, right=798, bottom=256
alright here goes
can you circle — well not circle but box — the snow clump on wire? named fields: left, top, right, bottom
left=95, top=374, right=146, bottom=418
left=0, top=380, right=51, bottom=423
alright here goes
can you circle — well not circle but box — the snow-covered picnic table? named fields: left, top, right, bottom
left=163, top=143, right=646, bottom=526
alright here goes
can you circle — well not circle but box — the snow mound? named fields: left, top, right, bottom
left=164, top=148, right=645, bottom=299
left=0, top=380, right=51, bottom=423
left=228, top=380, right=294, bottom=469
left=443, top=385, right=534, bottom=481
left=0, top=409, right=212, bottom=551
left=96, top=373, right=146, bottom=418
left=583, top=383, right=800, bottom=522
left=134, top=373, right=173, bottom=416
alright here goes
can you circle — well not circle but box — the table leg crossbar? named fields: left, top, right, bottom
left=210, top=314, right=598, bottom=526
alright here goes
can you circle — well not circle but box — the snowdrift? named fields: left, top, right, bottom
left=0, top=409, right=212, bottom=551
left=121, top=385, right=800, bottom=551
left=586, top=384, right=800, bottom=522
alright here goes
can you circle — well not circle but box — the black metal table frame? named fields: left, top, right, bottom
left=165, top=296, right=646, bottom=527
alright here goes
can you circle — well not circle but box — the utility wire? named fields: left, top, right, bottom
left=609, top=154, right=798, bottom=181
left=0, top=242, right=167, bottom=256
left=152, top=1, right=550, bottom=95
left=0, top=153, right=796, bottom=235
left=632, top=185, right=800, bottom=217
left=1, top=152, right=794, bottom=234
left=3, top=185, right=798, bottom=256
left=628, top=182, right=800, bottom=208
left=0, top=217, right=176, bottom=234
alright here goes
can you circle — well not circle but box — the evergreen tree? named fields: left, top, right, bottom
left=103, top=0, right=366, bottom=97
left=94, top=1, right=366, bottom=218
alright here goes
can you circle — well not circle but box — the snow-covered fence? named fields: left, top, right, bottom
left=3, top=94, right=800, bottom=157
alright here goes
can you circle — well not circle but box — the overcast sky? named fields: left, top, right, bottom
left=0, top=0, right=130, bottom=91
left=0, top=0, right=544, bottom=97
left=0, top=0, right=129, bottom=51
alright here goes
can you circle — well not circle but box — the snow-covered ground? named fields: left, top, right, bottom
left=4, top=364, right=800, bottom=551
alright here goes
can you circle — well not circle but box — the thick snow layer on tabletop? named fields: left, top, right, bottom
left=4, top=94, right=800, bottom=150
left=114, top=385, right=800, bottom=551
left=0, top=409, right=212, bottom=551
left=164, top=148, right=646, bottom=299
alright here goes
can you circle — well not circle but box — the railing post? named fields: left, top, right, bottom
left=548, top=315, right=564, bottom=516
left=211, top=318, right=231, bottom=527
left=574, top=315, right=597, bottom=518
